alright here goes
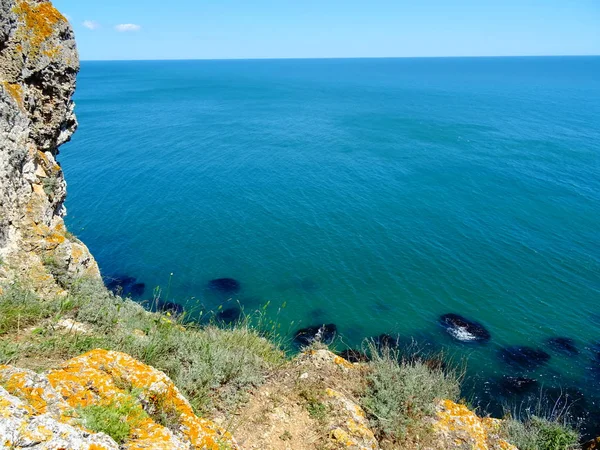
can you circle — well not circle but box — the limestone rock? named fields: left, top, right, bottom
left=0, top=349, right=239, bottom=449
left=432, top=399, right=517, bottom=450
left=230, top=349, right=378, bottom=450
left=0, top=0, right=99, bottom=294
left=325, top=387, right=378, bottom=450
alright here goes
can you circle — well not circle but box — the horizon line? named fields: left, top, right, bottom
left=80, top=54, right=600, bottom=63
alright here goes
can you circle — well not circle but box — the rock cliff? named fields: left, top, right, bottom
left=0, top=349, right=239, bottom=449
left=0, top=0, right=99, bottom=295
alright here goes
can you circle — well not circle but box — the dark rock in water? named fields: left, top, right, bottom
left=338, top=349, right=370, bottom=363
left=208, top=278, right=241, bottom=294
left=547, top=337, right=579, bottom=356
left=105, top=275, right=135, bottom=292
left=371, top=333, right=400, bottom=350
left=294, top=323, right=337, bottom=346
left=499, top=346, right=551, bottom=369
left=500, top=376, right=538, bottom=395
left=159, top=301, right=184, bottom=315
left=129, top=283, right=146, bottom=298
left=217, top=306, right=242, bottom=324
left=439, top=313, right=491, bottom=343
left=105, top=275, right=145, bottom=298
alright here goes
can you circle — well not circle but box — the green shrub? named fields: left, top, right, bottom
left=42, top=176, right=59, bottom=198
left=501, top=415, right=579, bottom=450
left=76, top=393, right=147, bottom=444
left=361, top=343, right=461, bottom=444
left=0, top=277, right=286, bottom=414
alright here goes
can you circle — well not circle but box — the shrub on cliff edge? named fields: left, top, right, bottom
left=361, top=343, right=461, bottom=446
left=501, top=415, right=580, bottom=450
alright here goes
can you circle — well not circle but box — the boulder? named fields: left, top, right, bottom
left=294, top=323, right=337, bottom=346
left=439, top=313, right=491, bottom=343
left=0, top=349, right=239, bottom=449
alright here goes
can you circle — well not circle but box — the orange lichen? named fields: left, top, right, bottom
left=1, top=372, right=48, bottom=414
left=37, top=150, right=62, bottom=173
left=333, top=355, right=354, bottom=369
left=44, top=44, right=61, bottom=58
left=88, top=445, right=112, bottom=450
left=47, top=349, right=238, bottom=449
left=435, top=399, right=517, bottom=450
left=12, top=1, right=65, bottom=57
left=1, top=81, right=23, bottom=106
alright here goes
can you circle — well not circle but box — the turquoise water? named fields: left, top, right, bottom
left=61, top=57, right=600, bottom=432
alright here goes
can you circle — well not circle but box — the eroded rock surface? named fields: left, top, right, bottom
left=0, top=0, right=99, bottom=294
left=0, top=349, right=239, bottom=449
left=229, top=348, right=378, bottom=450
left=432, top=399, right=517, bottom=450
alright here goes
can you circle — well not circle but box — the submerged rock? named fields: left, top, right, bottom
left=500, top=376, right=539, bottom=395
left=208, top=278, right=241, bottom=294
left=105, top=275, right=145, bottom=298
left=370, top=333, right=400, bottom=350
left=499, top=346, right=551, bottom=369
left=294, top=323, right=337, bottom=346
left=159, top=301, right=184, bottom=315
left=439, top=313, right=491, bottom=343
left=217, top=306, right=242, bottom=324
left=547, top=337, right=579, bottom=356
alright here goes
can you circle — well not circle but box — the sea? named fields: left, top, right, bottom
left=61, top=56, right=600, bottom=434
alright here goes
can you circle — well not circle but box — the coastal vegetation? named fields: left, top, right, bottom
left=0, top=278, right=582, bottom=449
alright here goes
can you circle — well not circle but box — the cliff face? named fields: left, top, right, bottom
left=0, top=0, right=99, bottom=294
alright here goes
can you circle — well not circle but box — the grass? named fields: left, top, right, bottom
left=0, top=285, right=45, bottom=335
left=501, top=415, right=580, bottom=450
left=76, top=391, right=147, bottom=444
left=360, top=342, right=461, bottom=446
left=0, top=278, right=286, bottom=414
left=297, top=381, right=329, bottom=423
left=0, top=277, right=584, bottom=449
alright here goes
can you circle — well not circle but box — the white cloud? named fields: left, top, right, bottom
left=115, top=23, right=141, bottom=32
left=82, top=20, right=100, bottom=30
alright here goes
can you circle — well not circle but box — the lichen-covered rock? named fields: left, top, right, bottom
left=0, top=384, right=119, bottom=449
left=0, top=349, right=239, bottom=449
left=0, top=0, right=99, bottom=294
left=432, top=399, right=517, bottom=450
left=325, top=388, right=378, bottom=450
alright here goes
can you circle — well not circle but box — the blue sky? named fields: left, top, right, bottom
left=52, top=0, right=600, bottom=61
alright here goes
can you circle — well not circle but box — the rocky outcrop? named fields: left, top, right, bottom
left=0, top=349, right=239, bottom=449
left=229, top=348, right=378, bottom=450
left=0, top=0, right=99, bottom=295
left=432, top=399, right=517, bottom=450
